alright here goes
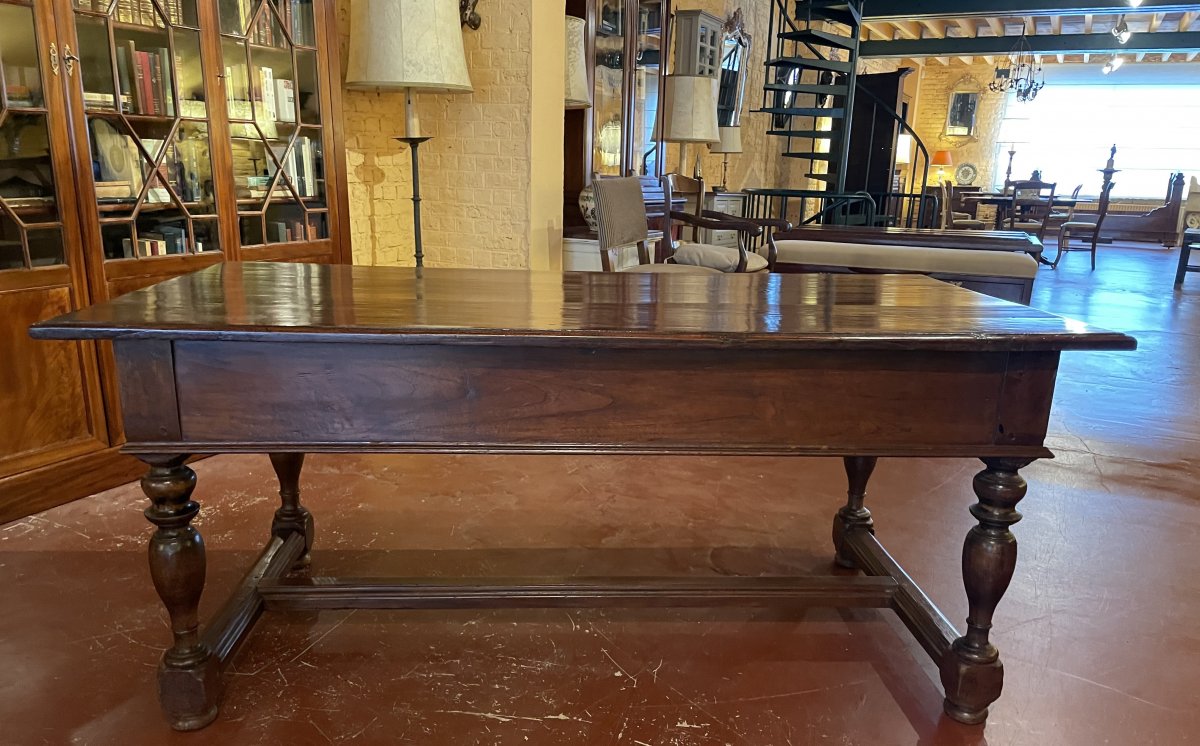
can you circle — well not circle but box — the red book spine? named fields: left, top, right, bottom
left=135, top=51, right=155, bottom=116
left=147, top=51, right=163, bottom=116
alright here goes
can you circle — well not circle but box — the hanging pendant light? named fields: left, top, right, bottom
left=989, top=23, right=1045, bottom=103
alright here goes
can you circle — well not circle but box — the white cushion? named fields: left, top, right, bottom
left=1061, top=221, right=1098, bottom=230
left=952, top=219, right=987, bottom=229
left=774, top=240, right=1039, bottom=280
left=619, top=263, right=720, bottom=274
left=673, top=242, right=769, bottom=273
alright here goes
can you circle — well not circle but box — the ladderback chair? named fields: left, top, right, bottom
left=663, top=173, right=769, bottom=273
left=1055, top=180, right=1116, bottom=270
left=1041, top=184, right=1083, bottom=239
left=941, top=181, right=985, bottom=230
left=1006, top=179, right=1057, bottom=239
left=591, top=176, right=718, bottom=274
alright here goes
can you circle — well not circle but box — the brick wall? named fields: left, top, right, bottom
left=337, top=0, right=535, bottom=268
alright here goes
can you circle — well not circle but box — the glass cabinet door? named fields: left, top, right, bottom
left=632, top=0, right=662, bottom=177
left=0, top=0, right=69, bottom=271
left=70, top=0, right=221, bottom=263
left=592, top=0, right=625, bottom=178
left=0, top=0, right=109, bottom=479
left=219, top=0, right=328, bottom=247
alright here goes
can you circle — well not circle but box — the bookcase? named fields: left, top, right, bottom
left=0, top=0, right=349, bottom=522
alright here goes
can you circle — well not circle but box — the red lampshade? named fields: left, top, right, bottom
left=931, top=150, right=955, bottom=167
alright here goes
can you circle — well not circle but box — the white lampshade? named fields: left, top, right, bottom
left=565, top=16, right=590, bottom=109
left=895, top=133, right=913, bottom=165
left=345, top=0, right=473, bottom=92
left=710, top=126, right=742, bottom=154
left=660, top=75, right=720, bottom=143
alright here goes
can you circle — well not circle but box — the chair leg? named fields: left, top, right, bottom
left=1090, top=234, right=1098, bottom=270
left=1052, top=228, right=1068, bottom=269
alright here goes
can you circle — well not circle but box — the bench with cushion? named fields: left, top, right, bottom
left=770, top=239, right=1039, bottom=304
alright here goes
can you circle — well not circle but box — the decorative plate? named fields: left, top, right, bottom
left=955, top=163, right=979, bottom=186
left=1186, top=212, right=1200, bottom=230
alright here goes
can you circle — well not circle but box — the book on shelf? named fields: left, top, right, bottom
left=259, top=67, right=277, bottom=123
left=114, top=0, right=182, bottom=27
left=95, top=181, right=135, bottom=199
left=117, top=44, right=173, bottom=116
left=124, top=237, right=164, bottom=258
left=280, top=0, right=314, bottom=46
left=275, top=79, right=296, bottom=123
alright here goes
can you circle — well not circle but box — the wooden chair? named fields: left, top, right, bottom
left=591, top=175, right=719, bottom=273
left=941, top=181, right=985, bottom=230
left=664, top=173, right=770, bottom=273
left=1055, top=180, right=1115, bottom=270
left=1006, top=179, right=1057, bottom=240
left=1041, top=184, right=1083, bottom=238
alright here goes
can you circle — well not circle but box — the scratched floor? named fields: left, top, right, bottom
left=3, top=242, right=1198, bottom=745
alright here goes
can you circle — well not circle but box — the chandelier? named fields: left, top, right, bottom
left=989, top=25, right=1045, bottom=103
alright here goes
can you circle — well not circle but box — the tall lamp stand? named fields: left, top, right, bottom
left=396, top=135, right=432, bottom=267
left=344, top=0, right=475, bottom=268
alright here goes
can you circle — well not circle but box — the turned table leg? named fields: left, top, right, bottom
left=140, top=455, right=220, bottom=731
left=833, top=456, right=878, bottom=569
left=269, top=453, right=314, bottom=569
left=940, top=457, right=1034, bottom=725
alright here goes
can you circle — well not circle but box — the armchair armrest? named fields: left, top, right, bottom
left=670, top=210, right=763, bottom=237
left=705, top=211, right=793, bottom=233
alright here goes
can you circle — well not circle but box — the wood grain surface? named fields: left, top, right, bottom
left=31, top=263, right=1136, bottom=352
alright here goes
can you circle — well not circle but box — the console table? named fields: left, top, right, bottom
left=31, top=263, right=1135, bottom=731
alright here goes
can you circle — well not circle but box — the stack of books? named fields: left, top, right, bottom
left=115, top=41, right=175, bottom=116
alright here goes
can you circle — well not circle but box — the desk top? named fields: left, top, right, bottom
left=32, top=262, right=1135, bottom=353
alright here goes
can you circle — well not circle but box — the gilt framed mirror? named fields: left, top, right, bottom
left=944, top=76, right=983, bottom=140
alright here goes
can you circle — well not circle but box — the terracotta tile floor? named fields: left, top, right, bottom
left=3, top=243, right=1198, bottom=745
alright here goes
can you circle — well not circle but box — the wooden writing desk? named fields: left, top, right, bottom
left=31, top=263, right=1135, bottom=731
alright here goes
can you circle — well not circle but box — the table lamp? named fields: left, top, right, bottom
left=345, top=0, right=474, bottom=267
left=709, top=126, right=742, bottom=192
left=565, top=16, right=591, bottom=109
left=931, top=150, right=954, bottom=185
left=661, top=74, right=720, bottom=179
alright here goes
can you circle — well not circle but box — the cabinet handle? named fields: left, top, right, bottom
left=49, top=42, right=60, bottom=76
left=63, top=45, right=78, bottom=77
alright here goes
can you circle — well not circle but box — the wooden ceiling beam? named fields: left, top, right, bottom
left=893, top=20, right=924, bottom=40
left=862, top=1, right=1200, bottom=21
left=918, top=19, right=949, bottom=38
left=859, top=30, right=1200, bottom=57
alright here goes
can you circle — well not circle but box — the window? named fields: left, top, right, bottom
left=991, top=65, right=1200, bottom=198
